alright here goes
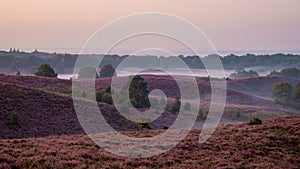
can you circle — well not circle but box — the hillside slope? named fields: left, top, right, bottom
left=0, top=74, right=298, bottom=139
left=227, top=76, right=299, bottom=98
left=0, top=83, right=141, bottom=139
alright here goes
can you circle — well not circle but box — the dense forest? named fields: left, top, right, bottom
left=0, top=50, right=299, bottom=74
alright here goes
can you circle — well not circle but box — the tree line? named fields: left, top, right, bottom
left=1, top=50, right=300, bottom=74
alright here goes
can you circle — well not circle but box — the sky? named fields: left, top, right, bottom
left=0, top=0, right=300, bottom=55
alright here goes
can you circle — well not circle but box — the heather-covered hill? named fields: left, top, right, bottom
left=0, top=74, right=71, bottom=91
left=0, top=83, right=82, bottom=139
left=0, top=115, right=299, bottom=168
left=143, top=75, right=287, bottom=109
left=227, top=76, right=299, bottom=98
left=0, top=74, right=297, bottom=109
left=0, top=74, right=297, bottom=139
left=0, top=83, right=141, bottom=139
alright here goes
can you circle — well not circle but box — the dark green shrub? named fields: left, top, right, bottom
left=10, top=112, right=19, bottom=125
left=129, top=75, right=150, bottom=108
left=248, top=118, right=262, bottom=125
left=99, top=64, right=115, bottom=78
left=96, top=91, right=102, bottom=102
left=136, top=118, right=151, bottom=130
left=95, top=86, right=113, bottom=105
left=35, top=64, right=58, bottom=77
left=101, top=93, right=113, bottom=105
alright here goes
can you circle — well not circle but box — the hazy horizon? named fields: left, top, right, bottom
left=1, top=48, right=300, bottom=56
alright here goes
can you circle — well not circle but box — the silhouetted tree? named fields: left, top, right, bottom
left=129, top=75, right=150, bottom=108
left=34, top=64, right=58, bottom=77
left=99, top=64, right=115, bottom=78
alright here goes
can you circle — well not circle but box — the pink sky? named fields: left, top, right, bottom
left=0, top=0, right=300, bottom=54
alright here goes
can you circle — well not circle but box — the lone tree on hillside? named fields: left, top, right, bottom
left=272, top=82, right=293, bottom=104
left=78, top=67, right=99, bottom=79
left=99, top=64, right=115, bottom=78
left=129, top=75, right=150, bottom=108
left=34, top=64, right=58, bottom=77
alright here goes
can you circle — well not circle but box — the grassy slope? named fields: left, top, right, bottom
left=0, top=115, right=299, bottom=168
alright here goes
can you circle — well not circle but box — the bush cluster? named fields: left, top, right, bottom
left=96, top=86, right=113, bottom=105
left=248, top=118, right=262, bottom=125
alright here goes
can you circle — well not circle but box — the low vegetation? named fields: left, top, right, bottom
left=0, top=115, right=299, bottom=168
left=96, top=86, right=113, bottom=105
left=248, top=117, right=262, bottom=125
left=136, top=117, right=152, bottom=130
